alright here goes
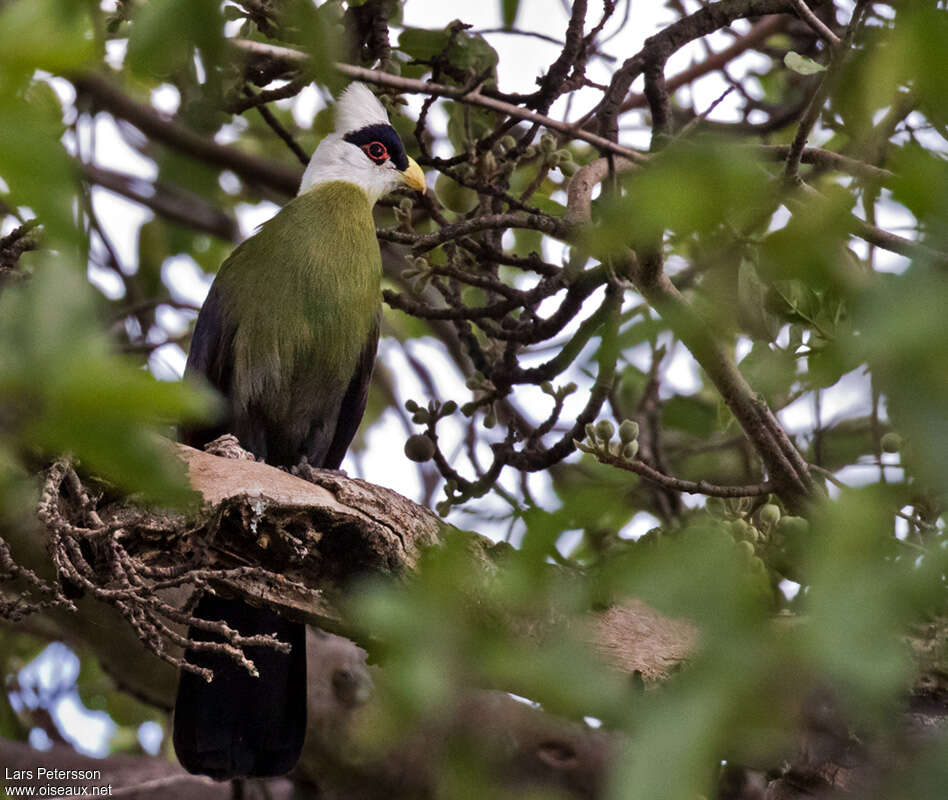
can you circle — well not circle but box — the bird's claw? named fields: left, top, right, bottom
left=289, top=460, right=348, bottom=484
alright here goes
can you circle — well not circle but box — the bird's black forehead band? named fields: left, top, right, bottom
left=343, top=124, right=409, bottom=171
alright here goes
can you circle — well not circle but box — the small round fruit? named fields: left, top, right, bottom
left=758, top=504, right=781, bottom=528
left=776, top=515, right=809, bottom=539
left=619, top=419, right=640, bottom=443
left=404, top=434, right=436, bottom=462
left=730, top=519, right=755, bottom=541
left=595, top=419, right=615, bottom=441
left=622, top=441, right=639, bottom=460
left=881, top=432, right=903, bottom=454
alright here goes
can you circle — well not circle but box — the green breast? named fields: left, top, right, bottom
left=214, top=181, right=381, bottom=417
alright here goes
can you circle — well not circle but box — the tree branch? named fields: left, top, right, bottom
left=71, top=73, right=302, bottom=196
left=229, top=40, right=648, bottom=163
left=80, top=164, right=238, bottom=241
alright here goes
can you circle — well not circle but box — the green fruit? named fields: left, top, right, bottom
left=404, top=434, right=436, bottom=462
left=622, top=441, right=639, bottom=460
left=435, top=173, right=479, bottom=213
left=730, top=519, right=755, bottom=541
left=758, top=504, right=781, bottom=527
left=595, top=419, right=615, bottom=441
left=775, top=515, right=809, bottom=539
left=618, top=419, right=639, bottom=443
left=881, top=432, right=903, bottom=453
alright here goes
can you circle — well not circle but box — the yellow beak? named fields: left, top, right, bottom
left=400, top=156, right=427, bottom=194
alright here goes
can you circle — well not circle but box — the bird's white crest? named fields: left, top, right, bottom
left=298, top=83, right=402, bottom=203
left=334, top=83, right=390, bottom=133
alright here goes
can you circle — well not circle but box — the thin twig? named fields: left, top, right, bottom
left=229, top=39, right=648, bottom=163
left=788, top=0, right=841, bottom=47
left=595, top=452, right=774, bottom=498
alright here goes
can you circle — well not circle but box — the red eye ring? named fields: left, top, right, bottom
left=361, top=141, right=389, bottom=163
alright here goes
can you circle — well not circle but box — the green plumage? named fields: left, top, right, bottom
left=184, top=180, right=382, bottom=466
left=220, top=180, right=380, bottom=409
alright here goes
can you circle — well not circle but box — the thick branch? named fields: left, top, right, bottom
left=72, top=73, right=302, bottom=196
left=81, top=164, right=238, bottom=242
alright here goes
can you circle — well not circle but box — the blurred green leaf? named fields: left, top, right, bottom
left=0, top=93, right=79, bottom=246
left=445, top=101, right=502, bottom=150
left=398, top=27, right=452, bottom=62
left=662, top=394, right=717, bottom=437
left=0, top=0, right=97, bottom=75
left=127, top=0, right=225, bottom=82
left=851, top=267, right=948, bottom=491
left=585, top=139, right=774, bottom=257
left=803, top=488, right=929, bottom=717
left=78, top=656, right=159, bottom=730
left=889, top=145, right=948, bottom=236
left=399, top=24, right=498, bottom=79
left=0, top=259, right=214, bottom=504
left=758, top=189, right=863, bottom=292
left=284, top=0, right=346, bottom=92
left=738, top=342, right=796, bottom=408
left=501, top=0, right=520, bottom=29
left=737, top=258, right=779, bottom=340
left=784, top=51, right=826, bottom=75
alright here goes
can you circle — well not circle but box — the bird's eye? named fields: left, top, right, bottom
left=361, top=141, right=389, bottom=163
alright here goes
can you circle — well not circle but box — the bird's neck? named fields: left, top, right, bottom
left=300, top=164, right=375, bottom=201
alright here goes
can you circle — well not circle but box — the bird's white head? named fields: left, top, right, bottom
left=299, top=83, right=426, bottom=204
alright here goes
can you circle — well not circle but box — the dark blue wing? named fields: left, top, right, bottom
left=180, top=284, right=234, bottom=449
left=316, top=314, right=380, bottom=469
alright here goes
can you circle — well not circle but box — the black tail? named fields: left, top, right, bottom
left=173, top=594, right=307, bottom=780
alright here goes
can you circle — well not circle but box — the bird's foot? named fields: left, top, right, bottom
left=289, top=460, right=348, bottom=484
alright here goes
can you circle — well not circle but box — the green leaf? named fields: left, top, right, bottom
left=889, top=145, right=948, bottom=231
left=445, top=101, right=502, bottom=151
left=284, top=0, right=346, bottom=92
left=758, top=188, right=863, bottom=293
left=398, top=27, right=452, bottom=62
left=583, top=138, right=774, bottom=257
left=738, top=342, right=796, bottom=408
left=77, top=656, right=159, bottom=729
left=662, top=395, right=717, bottom=437
left=501, top=0, right=520, bottom=29
left=0, top=260, right=214, bottom=504
left=851, top=267, right=948, bottom=491
left=0, top=0, right=97, bottom=75
left=398, top=24, right=498, bottom=80
left=784, top=51, right=826, bottom=75
left=737, top=259, right=779, bottom=341
left=127, top=0, right=225, bottom=81
left=803, top=488, right=925, bottom=719
left=0, top=96, right=79, bottom=246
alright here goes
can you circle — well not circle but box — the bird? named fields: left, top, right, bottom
left=172, top=83, right=426, bottom=781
